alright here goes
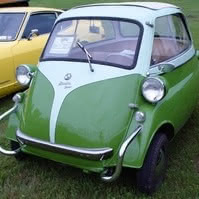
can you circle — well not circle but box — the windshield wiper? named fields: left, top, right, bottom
left=76, top=41, right=94, bottom=72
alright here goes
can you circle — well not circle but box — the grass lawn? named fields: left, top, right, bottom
left=1, top=0, right=199, bottom=198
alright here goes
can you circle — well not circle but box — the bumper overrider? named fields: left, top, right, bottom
left=0, top=93, right=22, bottom=155
left=0, top=93, right=142, bottom=182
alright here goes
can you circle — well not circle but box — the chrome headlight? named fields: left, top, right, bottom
left=142, top=77, right=165, bottom=103
left=16, top=65, right=32, bottom=86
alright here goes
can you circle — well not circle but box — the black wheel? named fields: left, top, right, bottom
left=10, top=141, right=26, bottom=161
left=136, top=133, right=169, bottom=194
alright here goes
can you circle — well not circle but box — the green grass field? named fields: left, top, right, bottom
left=1, top=0, right=199, bottom=198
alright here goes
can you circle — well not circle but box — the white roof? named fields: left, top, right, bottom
left=73, top=2, right=179, bottom=10
left=58, top=2, right=180, bottom=23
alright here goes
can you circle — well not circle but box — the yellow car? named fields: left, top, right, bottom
left=0, top=7, right=62, bottom=98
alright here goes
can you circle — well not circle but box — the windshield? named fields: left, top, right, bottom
left=0, top=13, right=25, bottom=41
left=42, top=18, right=142, bottom=69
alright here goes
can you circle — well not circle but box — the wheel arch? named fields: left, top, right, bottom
left=141, top=122, right=175, bottom=164
left=155, top=122, right=175, bottom=141
left=140, top=122, right=175, bottom=166
left=123, top=122, right=175, bottom=168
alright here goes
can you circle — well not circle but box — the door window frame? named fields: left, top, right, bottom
left=21, top=11, right=57, bottom=40
left=150, top=13, right=193, bottom=69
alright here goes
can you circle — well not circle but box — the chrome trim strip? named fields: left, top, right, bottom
left=16, top=129, right=113, bottom=161
left=0, top=103, right=20, bottom=156
left=101, top=125, right=142, bottom=182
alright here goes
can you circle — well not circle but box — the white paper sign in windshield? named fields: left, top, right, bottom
left=49, top=36, right=74, bottom=54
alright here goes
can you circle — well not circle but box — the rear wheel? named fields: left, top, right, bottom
left=136, top=133, right=169, bottom=194
left=10, top=141, right=26, bottom=161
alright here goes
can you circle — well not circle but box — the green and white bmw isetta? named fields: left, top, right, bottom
left=1, top=2, right=199, bottom=194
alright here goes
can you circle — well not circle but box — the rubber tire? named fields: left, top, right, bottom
left=136, top=133, right=169, bottom=194
left=10, top=141, right=26, bottom=161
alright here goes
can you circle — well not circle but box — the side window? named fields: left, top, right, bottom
left=151, top=14, right=191, bottom=66
left=22, top=13, right=56, bottom=39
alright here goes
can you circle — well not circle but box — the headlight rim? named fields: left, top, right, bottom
left=142, top=77, right=165, bottom=103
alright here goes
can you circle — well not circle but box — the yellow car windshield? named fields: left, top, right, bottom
left=0, top=13, right=25, bottom=41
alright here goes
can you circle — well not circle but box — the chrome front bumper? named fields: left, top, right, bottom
left=0, top=94, right=22, bottom=156
left=15, top=125, right=142, bottom=182
left=16, top=129, right=113, bottom=161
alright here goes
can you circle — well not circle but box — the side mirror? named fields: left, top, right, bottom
left=27, top=29, right=39, bottom=40
left=157, top=63, right=175, bottom=73
left=148, top=63, right=175, bottom=76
